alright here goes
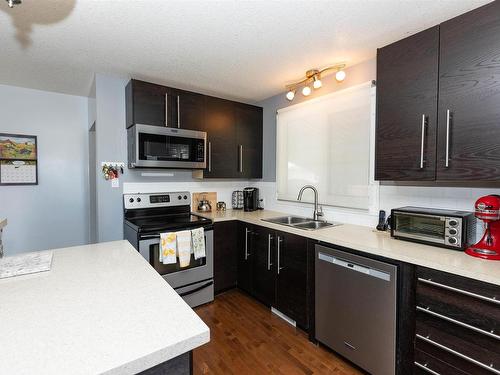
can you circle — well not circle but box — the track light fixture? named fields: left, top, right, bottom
left=285, top=63, right=346, bottom=101
left=6, top=0, right=22, bottom=8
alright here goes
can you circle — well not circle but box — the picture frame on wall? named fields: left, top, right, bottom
left=0, top=133, right=38, bottom=185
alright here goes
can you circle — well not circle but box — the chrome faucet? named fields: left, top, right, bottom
left=297, top=185, right=324, bottom=221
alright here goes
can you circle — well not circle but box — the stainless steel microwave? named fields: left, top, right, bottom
left=391, top=207, right=476, bottom=250
left=127, top=124, right=207, bottom=169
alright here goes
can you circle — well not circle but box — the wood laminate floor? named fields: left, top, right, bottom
left=193, top=289, right=363, bottom=374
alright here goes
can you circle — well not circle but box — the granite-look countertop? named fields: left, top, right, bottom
left=0, top=240, right=209, bottom=375
left=200, top=209, right=500, bottom=286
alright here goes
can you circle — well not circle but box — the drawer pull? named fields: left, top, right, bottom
left=415, top=361, right=440, bottom=375
left=417, top=305, right=500, bottom=341
left=418, top=277, right=499, bottom=305
left=416, top=334, right=500, bottom=375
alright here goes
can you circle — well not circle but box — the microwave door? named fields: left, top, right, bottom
left=393, top=213, right=447, bottom=244
left=130, top=124, right=206, bottom=169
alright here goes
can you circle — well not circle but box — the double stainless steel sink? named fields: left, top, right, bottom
left=262, top=216, right=341, bottom=231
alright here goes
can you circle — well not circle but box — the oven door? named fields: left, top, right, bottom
left=129, top=124, right=206, bottom=169
left=138, top=229, right=213, bottom=289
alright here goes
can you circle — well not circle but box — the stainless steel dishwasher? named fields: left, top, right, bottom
left=315, top=245, right=397, bottom=375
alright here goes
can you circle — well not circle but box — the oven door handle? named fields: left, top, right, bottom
left=178, top=280, right=214, bottom=297
left=139, top=234, right=160, bottom=240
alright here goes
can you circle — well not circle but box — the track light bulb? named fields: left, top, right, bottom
left=335, top=70, right=346, bottom=82
left=286, top=90, right=295, bottom=101
left=302, top=86, right=311, bottom=96
left=313, top=75, right=322, bottom=89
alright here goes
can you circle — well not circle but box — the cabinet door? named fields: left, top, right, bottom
left=126, top=79, right=168, bottom=128
left=375, top=27, right=439, bottom=180
left=251, top=226, right=276, bottom=307
left=204, top=96, right=238, bottom=178
left=237, top=222, right=254, bottom=295
left=235, top=103, right=263, bottom=179
left=436, top=2, right=500, bottom=180
left=214, top=221, right=238, bottom=294
left=276, top=231, right=308, bottom=328
left=175, top=90, right=206, bottom=131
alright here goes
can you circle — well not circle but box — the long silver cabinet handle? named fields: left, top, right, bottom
left=177, top=95, right=180, bottom=128
left=239, top=145, right=243, bottom=173
left=245, top=228, right=251, bottom=260
left=445, top=109, right=451, bottom=167
left=418, top=278, right=499, bottom=305
left=277, top=236, right=284, bottom=274
left=165, top=93, right=169, bottom=127
left=420, top=114, right=427, bottom=169
left=208, top=141, right=212, bottom=172
left=414, top=361, right=440, bottom=375
left=416, top=334, right=500, bottom=375
left=267, top=234, right=273, bottom=271
left=417, top=306, right=500, bottom=341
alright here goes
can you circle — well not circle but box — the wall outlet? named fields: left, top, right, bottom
left=259, top=198, right=265, bottom=208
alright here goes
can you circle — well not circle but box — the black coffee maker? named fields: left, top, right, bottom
left=243, top=187, right=259, bottom=212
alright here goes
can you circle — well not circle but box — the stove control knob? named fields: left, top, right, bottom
left=184, top=195, right=188, bottom=200
left=448, top=237, right=458, bottom=245
left=178, top=195, right=182, bottom=200
left=129, top=198, right=134, bottom=203
left=449, top=228, right=458, bottom=235
left=448, top=219, right=458, bottom=227
left=137, top=198, right=141, bottom=203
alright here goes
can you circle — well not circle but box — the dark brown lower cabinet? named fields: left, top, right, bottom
left=275, top=231, right=308, bottom=329
left=237, top=222, right=254, bottom=296
left=415, top=267, right=500, bottom=375
left=213, top=221, right=238, bottom=294
left=251, top=225, right=276, bottom=307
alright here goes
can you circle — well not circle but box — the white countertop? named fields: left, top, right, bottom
left=0, top=240, right=209, bottom=375
left=0, top=218, right=6, bottom=230
left=201, top=209, right=500, bottom=286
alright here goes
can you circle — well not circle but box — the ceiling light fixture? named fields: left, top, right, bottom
left=285, top=63, right=346, bottom=101
left=6, top=0, right=22, bottom=8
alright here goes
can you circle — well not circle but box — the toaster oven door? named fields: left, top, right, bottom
left=392, top=212, right=447, bottom=244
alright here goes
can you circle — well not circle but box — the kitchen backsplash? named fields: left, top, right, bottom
left=124, top=180, right=500, bottom=239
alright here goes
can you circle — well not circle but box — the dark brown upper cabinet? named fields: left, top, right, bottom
left=376, top=2, right=500, bottom=182
left=203, top=96, right=238, bottom=178
left=436, top=1, right=500, bottom=181
left=376, top=27, right=440, bottom=181
left=235, top=103, right=263, bottom=179
left=126, top=79, right=169, bottom=128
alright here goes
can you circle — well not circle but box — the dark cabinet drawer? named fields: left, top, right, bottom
left=416, top=268, right=500, bottom=333
left=415, top=267, right=500, bottom=375
left=415, top=348, right=471, bottom=375
left=416, top=310, right=500, bottom=372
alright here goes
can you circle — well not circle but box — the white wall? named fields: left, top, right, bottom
left=0, top=84, right=90, bottom=255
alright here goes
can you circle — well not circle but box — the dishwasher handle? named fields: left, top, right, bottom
left=318, top=252, right=391, bottom=282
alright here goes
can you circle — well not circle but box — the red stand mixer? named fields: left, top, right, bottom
left=466, top=195, right=500, bottom=260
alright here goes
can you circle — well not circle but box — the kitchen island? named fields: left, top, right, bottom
left=0, top=240, right=209, bottom=375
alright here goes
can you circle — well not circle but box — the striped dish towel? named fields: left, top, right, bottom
left=176, top=230, right=192, bottom=268
left=191, top=227, right=205, bottom=260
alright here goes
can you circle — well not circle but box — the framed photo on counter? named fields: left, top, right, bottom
left=0, top=133, right=38, bottom=185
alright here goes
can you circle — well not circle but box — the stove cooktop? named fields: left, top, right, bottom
left=125, top=213, right=212, bottom=233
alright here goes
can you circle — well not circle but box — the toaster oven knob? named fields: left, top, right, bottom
left=129, top=198, right=134, bottom=203
left=137, top=198, right=141, bottom=203
left=449, top=228, right=458, bottom=235
left=184, top=195, right=188, bottom=200
left=178, top=195, right=182, bottom=200
left=448, top=219, right=458, bottom=227
left=448, top=237, right=458, bottom=245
